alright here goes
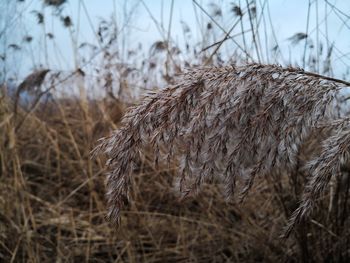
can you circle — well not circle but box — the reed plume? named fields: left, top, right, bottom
left=94, top=63, right=350, bottom=234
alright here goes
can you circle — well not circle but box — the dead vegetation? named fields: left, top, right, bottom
left=1, top=64, right=350, bottom=262
left=2, top=0, right=350, bottom=262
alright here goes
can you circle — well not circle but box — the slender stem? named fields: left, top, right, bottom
left=246, top=0, right=261, bottom=62
left=303, top=0, right=311, bottom=69
left=302, top=70, right=350, bottom=87
left=166, top=0, right=174, bottom=74
left=275, top=64, right=350, bottom=87
left=204, top=18, right=241, bottom=65
left=192, top=0, right=253, bottom=60
left=238, top=0, right=248, bottom=61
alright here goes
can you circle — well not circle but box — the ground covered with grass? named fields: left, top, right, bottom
left=1, top=92, right=350, bottom=262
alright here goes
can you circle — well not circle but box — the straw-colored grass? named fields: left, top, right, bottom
left=2, top=64, right=350, bottom=262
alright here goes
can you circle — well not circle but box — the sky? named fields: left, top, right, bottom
left=1, top=0, right=350, bottom=83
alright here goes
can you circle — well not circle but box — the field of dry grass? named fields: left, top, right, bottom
left=1, top=69, right=350, bottom=262
left=0, top=92, right=286, bottom=262
left=2, top=0, right=350, bottom=262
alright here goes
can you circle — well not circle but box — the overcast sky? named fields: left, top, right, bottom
left=1, top=0, right=350, bottom=82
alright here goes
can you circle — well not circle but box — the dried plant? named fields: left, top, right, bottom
left=288, top=33, right=308, bottom=46
left=14, top=69, right=50, bottom=116
left=94, top=63, right=350, bottom=234
left=16, top=69, right=50, bottom=95
left=285, top=118, right=350, bottom=236
left=44, top=0, right=66, bottom=7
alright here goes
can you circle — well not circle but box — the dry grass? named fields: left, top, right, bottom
left=2, top=1, right=350, bottom=262
left=0, top=89, right=291, bottom=262
left=2, top=64, right=350, bottom=262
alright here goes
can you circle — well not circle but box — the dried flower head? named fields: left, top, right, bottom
left=16, top=69, right=50, bottom=95
left=44, top=0, right=66, bottom=7
left=94, top=63, right=350, bottom=234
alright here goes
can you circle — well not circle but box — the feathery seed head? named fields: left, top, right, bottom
left=94, top=63, right=349, bottom=234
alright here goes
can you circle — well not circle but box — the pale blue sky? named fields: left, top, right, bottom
left=1, top=0, right=350, bottom=82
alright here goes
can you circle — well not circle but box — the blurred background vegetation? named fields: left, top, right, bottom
left=1, top=0, right=350, bottom=262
